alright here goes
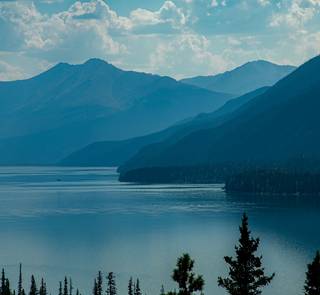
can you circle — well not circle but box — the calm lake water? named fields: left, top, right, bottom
left=0, top=167, right=319, bottom=295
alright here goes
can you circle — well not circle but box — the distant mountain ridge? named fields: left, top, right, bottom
left=61, top=60, right=296, bottom=167
left=61, top=87, right=269, bottom=167
left=0, top=58, right=232, bottom=165
left=181, top=60, right=296, bottom=95
left=119, top=55, right=320, bottom=182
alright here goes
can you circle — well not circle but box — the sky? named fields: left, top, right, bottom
left=0, top=0, right=319, bottom=80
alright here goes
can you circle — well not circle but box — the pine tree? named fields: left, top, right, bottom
left=305, top=251, right=320, bottom=295
left=69, top=278, right=73, bottom=295
left=1, top=269, right=5, bottom=295
left=18, top=264, right=23, bottom=295
left=128, top=278, right=133, bottom=295
left=170, top=254, right=204, bottom=295
left=160, top=285, right=165, bottom=295
left=29, top=276, right=37, bottom=295
left=106, top=273, right=116, bottom=295
left=134, top=279, right=141, bottom=295
left=4, top=279, right=11, bottom=295
left=218, top=213, right=275, bottom=295
left=58, top=282, right=62, bottom=295
left=134, top=279, right=142, bottom=295
left=39, top=279, right=46, bottom=295
left=75, top=289, right=79, bottom=295
left=63, top=278, right=68, bottom=295
left=96, top=272, right=102, bottom=295
left=93, top=279, right=98, bottom=295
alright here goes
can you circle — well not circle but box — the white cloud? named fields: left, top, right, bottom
left=210, top=0, right=219, bottom=7
left=149, top=33, right=230, bottom=78
left=0, top=60, right=24, bottom=80
left=0, top=0, right=128, bottom=55
left=210, top=0, right=227, bottom=8
left=257, top=0, right=270, bottom=7
left=270, top=0, right=320, bottom=28
left=0, top=0, right=319, bottom=81
left=130, top=1, right=187, bottom=29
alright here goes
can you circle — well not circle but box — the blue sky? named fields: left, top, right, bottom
left=0, top=0, right=319, bottom=80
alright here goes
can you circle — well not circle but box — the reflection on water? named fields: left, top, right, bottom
left=0, top=167, right=319, bottom=295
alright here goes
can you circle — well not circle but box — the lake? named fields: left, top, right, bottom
left=0, top=166, right=319, bottom=295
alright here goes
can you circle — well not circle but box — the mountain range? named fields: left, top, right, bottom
left=0, top=58, right=295, bottom=165
left=119, top=55, right=320, bottom=182
left=0, top=59, right=231, bottom=165
left=181, top=60, right=295, bottom=95
left=59, top=61, right=294, bottom=167
left=61, top=87, right=269, bottom=167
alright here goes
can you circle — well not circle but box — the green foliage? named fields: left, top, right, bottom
left=305, top=251, right=320, bottom=295
left=170, top=254, right=204, bottom=295
left=218, top=213, right=274, bottom=295
left=106, top=273, right=116, bottom=295
left=64, top=277, right=68, bottom=295
left=17, top=264, right=23, bottom=295
left=39, top=279, right=46, bottom=295
left=96, top=272, right=102, bottom=295
left=58, top=282, right=62, bottom=295
left=128, top=278, right=133, bottom=295
left=29, top=276, right=37, bottom=295
left=225, top=170, right=320, bottom=194
left=93, top=279, right=97, bottom=295
left=134, top=279, right=141, bottom=295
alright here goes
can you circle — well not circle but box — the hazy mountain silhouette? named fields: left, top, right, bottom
left=119, top=55, right=320, bottom=180
left=181, top=60, right=295, bottom=95
left=61, top=87, right=269, bottom=167
left=0, top=59, right=232, bottom=165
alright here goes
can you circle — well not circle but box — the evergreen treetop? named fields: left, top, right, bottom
left=170, top=254, right=204, bottom=295
left=29, top=276, right=37, bottom=295
left=305, top=251, right=320, bottom=295
left=218, top=213, right=274, bottom=295
left=106, top=273, right=116, bottom=295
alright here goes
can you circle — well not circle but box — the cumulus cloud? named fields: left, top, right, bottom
left=130, top=1, right=188, bottom=29
left=149, top=33, right=230, bottom=78
left=0, top=0, right=319, bottom=81
left=0, top=0, right=191, bottom=62
left=0, top=0, right=128, bottom=58
left=270, top=0, right=320, bottom=28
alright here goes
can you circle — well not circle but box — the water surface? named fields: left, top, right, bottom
left=0, top=167, right=319, bottom=295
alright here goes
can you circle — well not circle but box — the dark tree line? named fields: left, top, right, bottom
left=1, top=214, right=320, bottom=295
left=225, top=170, right=320, bottom=194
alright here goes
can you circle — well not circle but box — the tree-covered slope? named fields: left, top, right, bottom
left=61, top=87, right=269, bottom=167
left=120, top=55, right=320, bottom=181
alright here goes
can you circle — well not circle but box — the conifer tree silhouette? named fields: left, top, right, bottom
left=128, top=278, right=133, bottom=295
left=106, top=273, right=116, bottom=295
left=305, top=251, right=320, bottom=295
left=218, top=213, right=274, bottom=295
left=169, top=254, right=204, bottom=295
left=29, top=276, right=37, bottom=295
left=134, top=279, right=141, bottom=295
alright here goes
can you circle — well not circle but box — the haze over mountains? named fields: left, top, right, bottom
left=181, top=60, right=295, bottom=95
left=0, top=58, right=295, bottom=165
left=0, top=59, right=231, bottom=165
left=119, top=55, right=320, bottom=182
left=62, top=87, right=269, bottom=167
left=60, top=61, right=294, bottom=167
